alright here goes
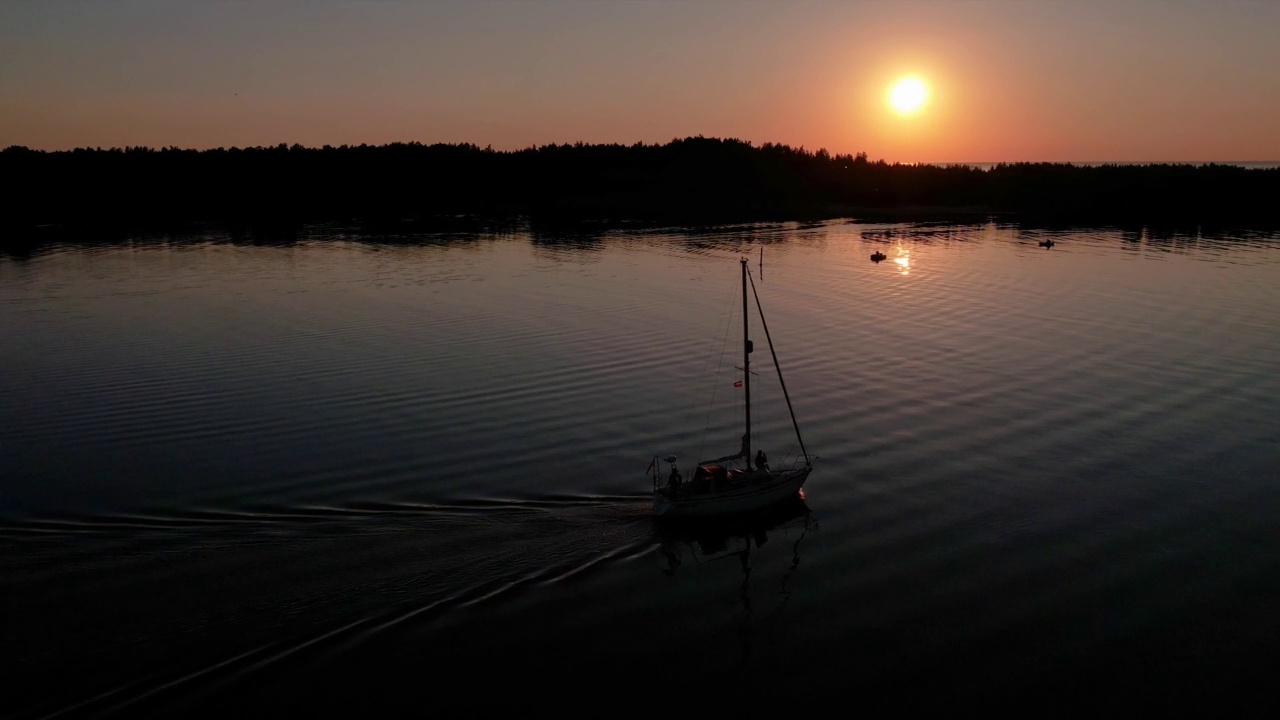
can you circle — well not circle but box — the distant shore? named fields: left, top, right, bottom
left=3, top=138, right=1278, bottom=247
left=940, top=160, right=1280, bottom=171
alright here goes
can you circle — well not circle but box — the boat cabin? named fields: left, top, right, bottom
left=692, top=464, right=726, bottom=484
left=689, top=464, right=748, bottom=492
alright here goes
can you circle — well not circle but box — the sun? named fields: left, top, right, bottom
left=888, top=76, right=929, bottom=116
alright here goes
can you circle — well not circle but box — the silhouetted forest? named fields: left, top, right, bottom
left=3, top=137, right=1278, bottom=243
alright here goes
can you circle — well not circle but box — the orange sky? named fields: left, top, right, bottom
left=3, top=1, right=1278, bottom=162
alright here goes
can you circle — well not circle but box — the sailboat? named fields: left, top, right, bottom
left=649, top=257, right=815, bottom=519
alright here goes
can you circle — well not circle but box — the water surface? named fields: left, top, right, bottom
left=3, top=221, right=1278, bottom=715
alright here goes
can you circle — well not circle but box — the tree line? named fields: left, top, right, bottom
left=3, top=137, right=1277, bottom=239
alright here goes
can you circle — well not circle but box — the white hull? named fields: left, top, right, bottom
left=653, top=466, right=811, bottom=519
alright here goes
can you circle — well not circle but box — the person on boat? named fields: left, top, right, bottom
left=668, top=465, right=683, bottom=494
left=755, top=449, right=769, bottom=471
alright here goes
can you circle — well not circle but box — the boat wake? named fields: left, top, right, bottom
left=3, top=496, right=662, bottom=719
left=0, top=494, right=652, bottom=537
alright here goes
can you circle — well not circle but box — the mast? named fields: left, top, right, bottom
left=748, top=264, right=811, bottom=466
left=741, top=257, right=752, bottom=468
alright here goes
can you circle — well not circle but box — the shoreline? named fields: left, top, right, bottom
left=5, top=206, right=1277, bottom=256
left=4, top=138, right=1280, bottom=246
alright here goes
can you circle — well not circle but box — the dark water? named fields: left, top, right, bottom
left=3, top=221, right=1279, bottom=715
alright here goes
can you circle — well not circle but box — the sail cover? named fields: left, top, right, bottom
left=703, top=434, right=748, bottom=464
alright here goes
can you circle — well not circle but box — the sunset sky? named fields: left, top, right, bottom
left=3, top=0, right=1278, bottom=163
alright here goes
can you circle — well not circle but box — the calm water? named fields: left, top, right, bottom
left=3, top=221, right=1279, bottom=715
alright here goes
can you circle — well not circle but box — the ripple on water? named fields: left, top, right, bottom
left=3, top=223, right=1279, bottom=712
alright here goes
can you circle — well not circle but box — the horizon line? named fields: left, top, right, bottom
left=4, top=141, right=1278, bottom=167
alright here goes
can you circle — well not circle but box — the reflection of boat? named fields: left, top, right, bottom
left=648, top=258, right=815, bottom=519
left=654, top=496, right=814, bottom=667
left=655, top=494, right=813, bottom=559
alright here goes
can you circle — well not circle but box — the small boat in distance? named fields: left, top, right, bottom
left=649, top=257, right=815, bottom=519
left=871, top=250, right=887, bottom=262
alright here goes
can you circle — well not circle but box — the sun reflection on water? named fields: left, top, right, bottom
left=893, top=244, right=911, bottom=275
